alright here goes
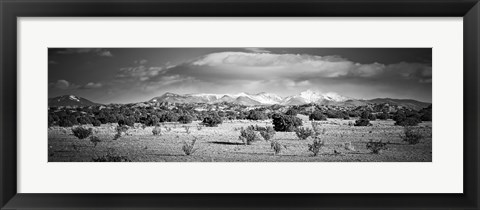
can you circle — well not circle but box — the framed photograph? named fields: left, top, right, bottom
left=1, top=0, right=479, bottom=209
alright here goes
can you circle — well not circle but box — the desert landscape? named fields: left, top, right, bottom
left=48, top=96, right=432, bottom=162
left=48, top=48, right=432, bottom=162
left=48, top=118, right=432, bottom=162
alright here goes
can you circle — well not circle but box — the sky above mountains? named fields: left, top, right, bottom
left=48, top=48, right=432, bottom=104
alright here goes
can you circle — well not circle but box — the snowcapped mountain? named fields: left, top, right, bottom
left=282, top=90, right=351, bottom=105
left=149, top=90, right=352, bottom=106
left=48, top=95, right=101, bottom=107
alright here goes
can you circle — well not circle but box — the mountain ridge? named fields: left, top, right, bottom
left=49, top=91, right=431, bottom=110
left=48, top=95, right=101, bottom=107
left=149, top=90, right=430, bottom=109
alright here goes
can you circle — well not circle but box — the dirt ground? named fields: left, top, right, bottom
left=48, top=117, right=432, bottom=162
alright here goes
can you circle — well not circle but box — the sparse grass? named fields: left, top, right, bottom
left=308, top=137, right=325, bottom=156
left=400, top=126, right=423, bottom=145
left=71, top=127, right=92, bottom=139
left=366, top=140, right=387, bottom=154
left=48, top=119, right=433, bottom=162
left=182, top=137, right=199, bottom=155
left=196, top=125, right=203, bottom=131
left=295, top=127, right=314, bottom=140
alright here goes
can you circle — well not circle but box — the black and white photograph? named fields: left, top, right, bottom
left=48, top=48, right=432, bottom=162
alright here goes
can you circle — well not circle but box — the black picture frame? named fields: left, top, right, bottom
left=1, top=0, right=479, bottom=209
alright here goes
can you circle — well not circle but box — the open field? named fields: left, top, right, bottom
left=48, top=116, right=432, bottom=162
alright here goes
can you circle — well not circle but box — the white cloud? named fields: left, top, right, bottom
left=134, top=59, right=148, bottom=65
left=50, top=79, right=81, bottom=90
left=117, top=62, right=166, bottom=81
left=83, top=82, right=103, bottom=89
left=55, top=80, right=70, bottom=89
left=188, top=51, right=431, bottom=81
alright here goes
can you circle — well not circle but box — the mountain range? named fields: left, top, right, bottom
left=49, top=90, right=431, bottom=110
left=148, top=90, right=430, bottom=109
left=48, top=95, right=100, bottom=107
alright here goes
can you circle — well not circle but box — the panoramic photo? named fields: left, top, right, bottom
left=48, top=48, right=432, bottom=162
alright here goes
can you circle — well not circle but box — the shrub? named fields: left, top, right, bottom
left=308, top=137, right=325, bottom=156
left=145, top=115, right=160, bottom=126
left=360, top=111, right=371, bottom=119
left=344, top=142, right=355, bottom=151
left=272, top=113, right=303, bottom=132
left=325, top=110, right=343, bottom=118
left=182, top=137, right=199, bottom=155
left=77, top=116, right=91, bottom=125
left=124, top=116, right=135, bottom=126
left=259, top=127, right=276, bottom=141
left=183, top=126, right=191, bottom=134
left=401, top=126, right=424, bottom=144
left=376, top=112, right=389, bottom=120
left=270, top=140, right=283, bottom=155
left=178, top=115, right=193, bottom=124
left=92, top=150, right=131, bottom=162
left=89, top=136, right=101, bottom=147
left=239, top=127, right=258, bottom=145
left=236, top=112, right=246, bottom=120
left=285, top=109, right=298, bottom=116
left=395, top=117, right=421, bottom=126
left=113, top=125, right=129, bottom=140
left=59, top=118, right=75, bottom=127
left=309, top=111, right=327, bottom=121
left=160, top=112, right=179, bottom=122
left=196, top=124, right=203, bottom=131
left=92, top=119, right=101, bottom=127
left=311, top=122, right=325, bottom=136
left=393, top=110, right=422, bottom=126
left=116, top=125, right=129, bottom=134
left=202, top=113, right=223, bottom=127
left=71, top=127, right=92, bottom=139
left=152, top=126, right=162, bottom=136
left=366, top=140, right=387, bottom=154
left=421, top=113, right=432, bottom=121
left=354, top=118, right=372, bottom=126
left=420, top=105, right=432, bottom=121
left=368, top=113, right=377, bottom=121
left=295, top=127, right=314, bottom=140
left=246, top=110, right=267, bottom=121
left=113, top=133, right=122, bottom=140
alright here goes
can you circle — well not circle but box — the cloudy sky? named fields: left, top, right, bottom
left=48, top=48, right=432, bottom=104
